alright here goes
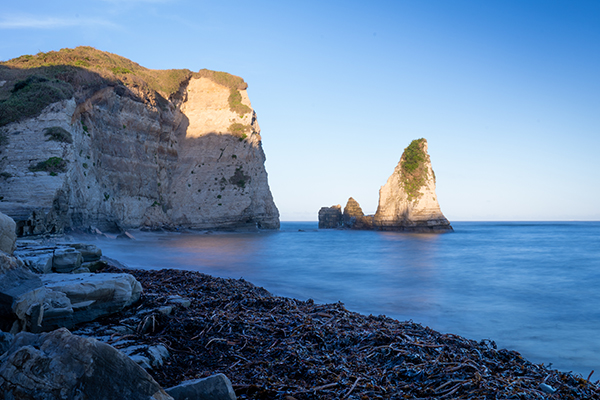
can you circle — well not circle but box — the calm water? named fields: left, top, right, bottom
left=94, top=221, right=600, bottom=378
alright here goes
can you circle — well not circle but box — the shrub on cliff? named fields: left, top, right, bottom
left=0, top=75, right=74, bottom=127
left=400, top=138, right=429, bottom=201
left=43, top=126, right=73, bottom=144
left=29, top=157, right=67, bottom=175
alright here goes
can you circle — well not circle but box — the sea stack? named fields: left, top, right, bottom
left=373, top=138, right=452, bottom=232
left=318, top=138, right=452, bottom=232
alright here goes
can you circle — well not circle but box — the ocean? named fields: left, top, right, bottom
left=94, top=221, right=600, bottom=378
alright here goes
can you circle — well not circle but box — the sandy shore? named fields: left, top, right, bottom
left=74, top=262, right=599, bottom=399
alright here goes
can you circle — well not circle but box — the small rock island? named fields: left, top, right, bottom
left=319, top=138, right=452, bottom=232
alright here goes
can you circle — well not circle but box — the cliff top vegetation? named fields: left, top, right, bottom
left=0, top=46, right=249, bottom=126
left=400, top=138, right=429, bottom=201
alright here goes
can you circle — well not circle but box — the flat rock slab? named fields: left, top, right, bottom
left=0, top=328, right=173, bottom=400
left=40, top=273, right=142, bottom=330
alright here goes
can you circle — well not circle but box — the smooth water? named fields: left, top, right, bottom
left=94, top=221, right=600, bottom=377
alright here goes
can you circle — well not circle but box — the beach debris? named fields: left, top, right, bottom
left=79, top=264, right=600, bottom=399
left=539, top=382, right=557, bottom=394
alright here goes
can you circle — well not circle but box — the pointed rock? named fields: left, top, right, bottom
left=342, top=198, right=373, bottom=229
left=373, top=138, right=452, bottom=232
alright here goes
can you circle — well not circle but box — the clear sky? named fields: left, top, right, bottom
left=2, top=0, right=599, bottom=221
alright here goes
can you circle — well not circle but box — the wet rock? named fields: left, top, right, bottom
left=165, top=373, right=236, bottom=400
left=0, top=213, right=16, bottom=255
left=68, top=243, right=102, bottom=262
left=0, top=328, right=173, bottom=400
left=0, top=332, right=13, bottom=355
left=0, top=258, right=46, bottom=332
left=16, top=248, right=54, bottom=274
left=118, top=231, right=136, bottom=240
left=40, top=273, right=142, bottom=330
left=52, top=247, right=82, bottom=273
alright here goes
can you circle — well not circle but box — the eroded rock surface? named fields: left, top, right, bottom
left=318, top=205, right=342, bottom=229
left=0, top=212, right=16, bottom=254
left=0, top=328, right=173, bottom=400
left=0, top=48, right=279, bottom=235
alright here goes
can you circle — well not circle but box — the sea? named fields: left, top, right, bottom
left=94, top=221, right=600, bottom=379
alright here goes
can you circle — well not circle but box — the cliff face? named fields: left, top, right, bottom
left=0, top=48, right=279, bottom=234
left=318, top=139, right=452, bottom=233
left=373, top=139, right=451, bottom=232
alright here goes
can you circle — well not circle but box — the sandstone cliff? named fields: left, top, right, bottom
left=0, top=47, right=279, bottom=234
left=318, top=139, right=452, bottom=232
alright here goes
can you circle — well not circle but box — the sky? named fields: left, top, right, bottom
left=1, top=0, right=599, bottom=221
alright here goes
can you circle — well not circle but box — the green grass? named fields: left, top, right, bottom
left=0, top=75, right=74, bottom=126
left=28, top=156, right=67, bottom=174
left=400, top=138, right=429, bottom=201
left=196, top=69, right=251, bottom=115
left=0, top=46, right=252, bottom=126
left=228, top=123, right=251, bottom=138
left=0, top=47, right=194, bottom=127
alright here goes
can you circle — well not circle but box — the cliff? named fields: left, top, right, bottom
left=318, top=139, right=452, bottom=232
left=0, top=47, right=279, bottom=234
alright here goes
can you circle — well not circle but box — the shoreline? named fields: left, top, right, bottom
left=74, top=259, right=599, bottom=399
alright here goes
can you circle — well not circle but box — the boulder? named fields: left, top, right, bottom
left=166, top=374, right=236, bottom=400
left=0, top=328, right=173, bottom=400
left=15, top=248, right=54, bottom=274
left=52, top=247, right=83, bottom=273
left=0, top=256, right=47, bottom=333
left=40, top=273, right=142, bottom=330
left=0, top=213, right=16, bottom=255
left=0, top=332, right=13, bottom=356
left=68, top=243, right=102, bottom=262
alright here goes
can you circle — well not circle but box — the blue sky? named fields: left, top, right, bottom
left=2, top=0, right=599, bottom=221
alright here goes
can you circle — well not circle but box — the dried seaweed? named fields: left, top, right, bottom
left=87, top=265, right=599, bottom=399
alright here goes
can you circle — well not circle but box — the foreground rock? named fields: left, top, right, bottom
left=319, top=139, right=453, bottom=232
left=0, top=247, right=141, bottom=332
left=0, top=328, right=173, bottom=400
left=166, top=374, right=236, bottom=400
left=0, top=212, right=16, bottom=254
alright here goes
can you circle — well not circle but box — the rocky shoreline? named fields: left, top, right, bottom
left=1, top=231, right=600, bottom=399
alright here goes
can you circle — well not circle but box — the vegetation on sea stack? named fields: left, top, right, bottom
left=400, top=138, right=429, bottom=201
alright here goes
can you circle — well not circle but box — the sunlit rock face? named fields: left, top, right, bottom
left=318, top=139, right=452, bottom=233
left=373, top=139, right=452, bottom=232
left=0, top=68, right=279, bottom=233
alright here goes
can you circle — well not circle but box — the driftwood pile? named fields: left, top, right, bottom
left=90, top=265, right=599, bottom=399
